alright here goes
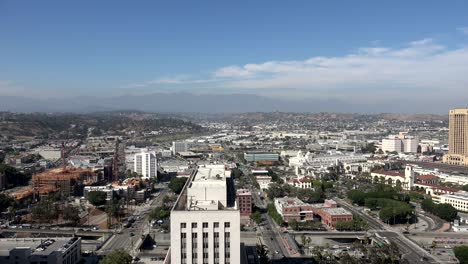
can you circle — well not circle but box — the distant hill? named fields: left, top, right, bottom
left=0, top=112, right=204, bottom=139
left=0, top=92, right=455, bottom=114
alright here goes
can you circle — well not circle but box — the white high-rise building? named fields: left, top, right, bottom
left=382, top=137, right=403, bottom=153
left=403, top=136, right=419, bottom=153
left=172, top=141, right=189, bottom=155
left=381, top=134, right=419, bottom=153
left=170, top=164, right=240, bottom=264
left=133, top=150, right=157, bottom=179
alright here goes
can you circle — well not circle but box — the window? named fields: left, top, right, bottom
left=181, top=223, right=186, bottom=228
left=224, top=222, right=230, bottom=228
left=192, top=222, right=197, bottom=228
left=203, top=222, right=208, bottom=228
left=214, top=222, right=219, bottom=228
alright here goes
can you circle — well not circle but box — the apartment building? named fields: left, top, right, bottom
left=133, top=150, right=157, bottom=179
left=236, top=189, right=252, bottom=217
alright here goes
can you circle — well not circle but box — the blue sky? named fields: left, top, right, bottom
left=1, top=0, right=468, bottom=106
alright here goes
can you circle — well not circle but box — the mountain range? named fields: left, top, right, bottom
left=0, top=92, right=458, bottom=114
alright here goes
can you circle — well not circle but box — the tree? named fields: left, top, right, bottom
left=168, top=177, right=188, bottom=194
left=31, top=199, right=58, bottom=224
left=250, top=211, right=262, bottom=224
left=148, top=206, right=169, bottom=221
left=87, top=191, right=107, bottom=206
left=256, top=244, right=270, bottom=264
left=100, top=248, right=133, bottom=264
left=421, top=198, right=458, bottom=222
left=267, top=203, right=283, bottom=225
left=62, top=205, right=80, bottom=226
left=454, top=245, right=468, bottom=264
left=0, top=193, right=14, bottom=213
left=0, top=164, right=30, bottom=188
left=347, top=190, right=366, bottom=205
left=106, top=199, right=124, bottom=227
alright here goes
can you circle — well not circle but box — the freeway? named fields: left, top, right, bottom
left=334, top=197, right=442, bottom=263
left=0, top=228, right=111, bottom=236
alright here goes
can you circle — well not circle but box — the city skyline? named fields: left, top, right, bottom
left=1, top=1, right=468, bottom=113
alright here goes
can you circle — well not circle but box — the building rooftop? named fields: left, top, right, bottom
left=441, top=191, right=468, bottom=200
left=372, top=170, right=405, bottom=178
left=0, top=237, right=79, bottom=256
left=275, top=197, right=307, bottom=207
left=173, top=165, right=236, bottom=212
left=416, top=174, right=439, bottom=181
left=236, top=189, right=251, bottom=196
left=321, top=207, right=353, bottom=216
left=193, top=164, right=230, bottom=182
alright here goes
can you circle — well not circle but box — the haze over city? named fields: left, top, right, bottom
left=1, top=1, right=468, bottom=113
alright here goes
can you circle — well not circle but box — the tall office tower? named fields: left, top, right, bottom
left=133, top=150, right=158, bottom=179
left=170, top=164, right=240, bottom=264
left=444, top=108, right=468, bottom=165
left=172, top=141, right=189, bottom=155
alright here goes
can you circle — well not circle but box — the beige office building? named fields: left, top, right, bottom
left=170, top=165, right=240, bottom=264
left=443, top=108, right=468, bottom=166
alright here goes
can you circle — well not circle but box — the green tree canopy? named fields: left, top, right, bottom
left=148, top=206, right=170, bottom=221
left=168, top=177, right=188, bottom=194
left=250, top=211, right=262, bottom=224
left=62, top=205, right=80, bottom=225
left=87, top=191, right=107, bottom=206
left=455, top=246, right=468, bottom=264
left=100, top=248, right=132, bottom=264
left=421, top=198, right=458, bottom=222
left=0, top=193, right=14, bottom=213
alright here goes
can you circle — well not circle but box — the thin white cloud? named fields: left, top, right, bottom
left=120, top=37, right=468, bottom=103
left=121, top=75, right=218, bottom=89
left=458, top=27, right=468, bottom=35
left=209, top=39, right=468, bottom=101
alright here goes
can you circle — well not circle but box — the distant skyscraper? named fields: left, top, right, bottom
left=133, top=150, right=157, bottom=179
left=444, top=108, right=468, bottom=165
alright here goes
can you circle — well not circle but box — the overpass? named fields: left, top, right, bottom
left=0, top=228, right=112, bottom=237
left=289, top=231, right=367, bottom=237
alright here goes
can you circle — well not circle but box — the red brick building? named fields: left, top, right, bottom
left=318, top=208, right=353, bottom=228
left=236, top=189, right=252, bottom=217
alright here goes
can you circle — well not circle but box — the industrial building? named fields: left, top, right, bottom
left=243, top=152, right=279, bottom=164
